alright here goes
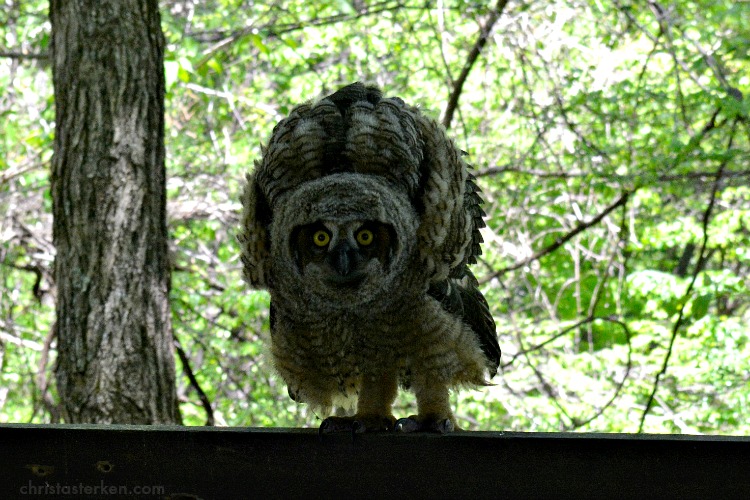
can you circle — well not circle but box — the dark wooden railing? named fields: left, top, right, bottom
left=1, top=424, right=749, bottom=499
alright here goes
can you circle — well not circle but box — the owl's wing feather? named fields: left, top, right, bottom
left=428, top=274, right=500, bottom=377
left=458, top=278, right=501, bottom=376
left=239, top=170, right=273, bottom=287
left=464, top=171, right=487, bottom=266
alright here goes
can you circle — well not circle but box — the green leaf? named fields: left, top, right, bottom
left=250, top=34, right=270, bottom=55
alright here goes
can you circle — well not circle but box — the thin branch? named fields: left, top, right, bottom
left=570, top=318, right=633, bottom=429
left=637, top=119, right=737, bottom=433
left=31, top=323, right=60, bottom=423
left=514, top=328, right=575, bottom=427
left=0, top=327, right=44, bottom=351
left=195, top=1, right=407, bottom=66
left=441, top=0, right=510, bottom=129
left=479, top=165, right=594, bottom=179
left=175, top=336, right=215, bottom=426
left=478, top=105, right=734, bottom=182
left=568, top=203, right=634, bottom=428
left=501, top=316, right=597, bottom=369
left=481, top=191, right=631, bottom=283
left=648, top=2, right=692, bottom=134
left=0, top=156, right=45, bottom=185
left=0, top=51, right=49, bottom=60
left=477, top=165, right=750, bottom=182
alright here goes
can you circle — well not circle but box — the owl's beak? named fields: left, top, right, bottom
left=326, top=242, right=364, bottom=285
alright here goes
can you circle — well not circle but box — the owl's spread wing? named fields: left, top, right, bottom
left=430, top=151, right=498, bottom=374
left=253, top=83, right=422, bottom=207
left=428, top=273, right=500, bottom=377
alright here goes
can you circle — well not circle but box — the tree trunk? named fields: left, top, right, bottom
left=50, top=0, right=180, bottom=424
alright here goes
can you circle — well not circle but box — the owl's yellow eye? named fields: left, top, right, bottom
left=356, top=229, right=374, bottom=246
left=312, top=230, right=330, bottom=247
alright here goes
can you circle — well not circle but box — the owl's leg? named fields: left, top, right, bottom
left=319, top=371, right=397, bottom=434
left=395, top=382, right=456, bottom=433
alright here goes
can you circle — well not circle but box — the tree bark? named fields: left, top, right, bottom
left=50, top=0, right=180, bottom=424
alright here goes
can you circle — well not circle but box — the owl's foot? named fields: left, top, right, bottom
left=319, top=414, right=396, bottom=435
left=395, top=415, right=455, bottom=434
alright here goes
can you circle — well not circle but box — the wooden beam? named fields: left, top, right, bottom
left=1, top=424, right=749, bottom=498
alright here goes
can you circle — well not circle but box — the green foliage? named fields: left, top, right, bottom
left=1, top=0, right=748, bottom=434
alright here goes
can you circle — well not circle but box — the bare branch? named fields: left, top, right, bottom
left=175, top=336, right=215, bottom=426
left=477, top=165, right=750, bottom=182
left=571, top=318, right=633, bottom=429
left=637, top=119, right=737, bottom=433
left=195, top=1, right=407, bottom=65
left=481, top=191, right=631, bottom=283
left=0, top=51, right=49, bottom=60
left=501, top=315, right=598, bottom=369
left=441, top=0, right=510, bottom=129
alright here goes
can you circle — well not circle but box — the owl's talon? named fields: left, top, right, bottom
left=395, top=417, right=421, bottom=433
left=436, top=418, right=455, bottom=434
left=395, top=416, right=455, bottom=433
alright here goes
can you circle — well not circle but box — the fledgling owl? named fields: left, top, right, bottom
left=240, top=82, right=499, bottom=433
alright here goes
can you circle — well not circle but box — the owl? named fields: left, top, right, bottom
left=240, top=82, right=499, bottom=433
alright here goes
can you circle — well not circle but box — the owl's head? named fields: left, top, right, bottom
left=270, top=173, right=421, bottom=309
left=241, top=83, right=480, bottom=295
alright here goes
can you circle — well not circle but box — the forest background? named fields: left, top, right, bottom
left=1, top=0, right=749, bottom=434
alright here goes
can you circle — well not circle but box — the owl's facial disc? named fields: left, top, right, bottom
left=291, top=220, right=396, bottom=289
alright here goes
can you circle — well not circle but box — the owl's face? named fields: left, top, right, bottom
left=269, top=173, right=421, bottom=310
left=291, top=220, right=396, bottom=290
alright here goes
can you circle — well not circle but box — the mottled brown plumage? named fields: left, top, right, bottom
left=240, top=83, right=499, bottom=433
